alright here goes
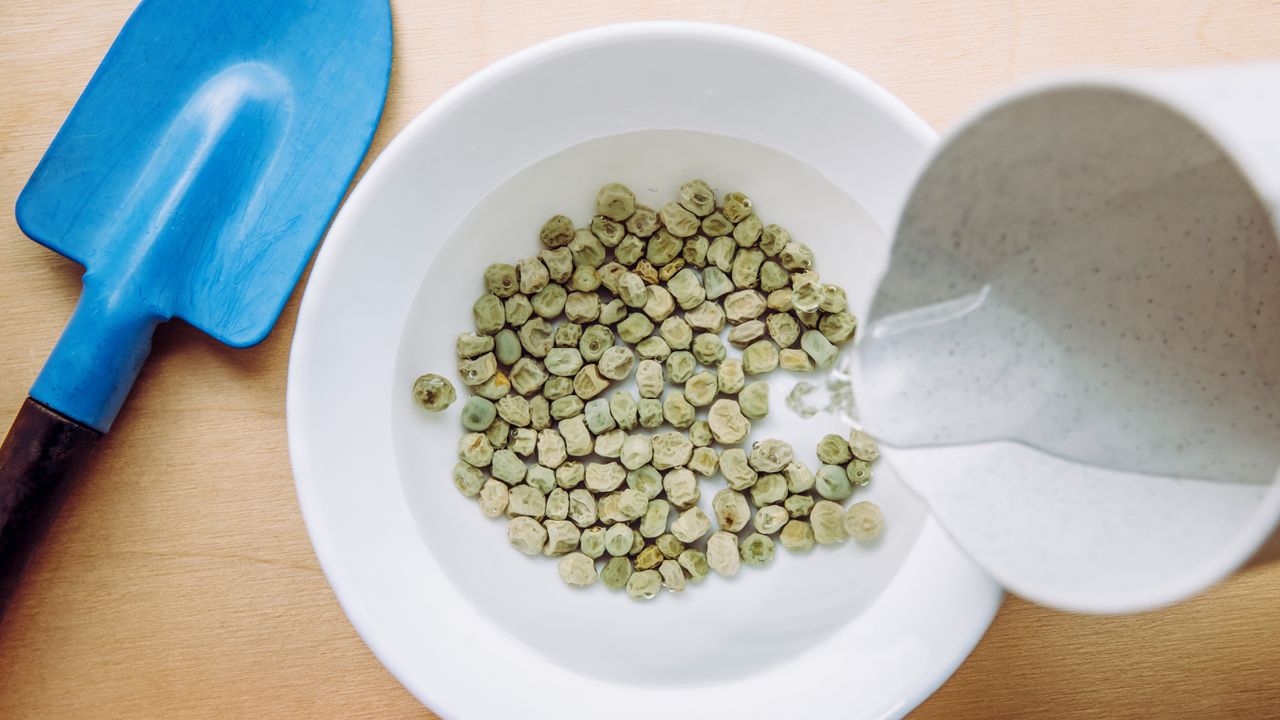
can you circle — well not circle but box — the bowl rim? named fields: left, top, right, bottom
left=287, top=20, right=1002, bottom=718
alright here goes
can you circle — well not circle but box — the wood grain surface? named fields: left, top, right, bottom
left=3, top=1, right=1280, bottom=717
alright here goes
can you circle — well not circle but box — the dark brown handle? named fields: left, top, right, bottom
left=0, top=397, right=100, bottom=620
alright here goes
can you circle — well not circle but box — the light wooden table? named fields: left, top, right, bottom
left=3, top=1, right=1279, bottom=717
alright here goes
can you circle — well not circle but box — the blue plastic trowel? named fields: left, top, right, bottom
left=0, top=0, right=392, bottom=618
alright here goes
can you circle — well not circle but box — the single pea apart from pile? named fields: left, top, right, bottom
left=414, top=180, right=885, bottom=601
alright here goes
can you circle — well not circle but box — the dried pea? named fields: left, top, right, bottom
left=701, top=211, right=732, bottom=237
left=555, top=321, right=583, bottom=348
left=659, top=560, right=687, bottom=592
left=659, top=202, right=699, bottom=237
left=508, top=516, right=547, bottom=555
left=703, top=265, right=734, bottom=300
left=496, top=395, right=531, bottom=427
left=509, top=427, right=537, bottom=456
left=618, top=488, right=649, bottom=520
left=507, top=484, right=544, bottom=518
left=691, top=332, right=726, bottom=365
left=568, top=488, right=597, bottom=527
left=605, top=524, right=635, bottom=556
left=780, top=519, right=815, bottom=552
left=620, top=434, right=653, bottom=470
left=540, top=246, right=574, bottom=283
left=732, top=214, right=762, bottom=247
left=816, top=464, right=854, bottom=501
left=816, top=434, right=853, bottom=465
left=662, top=390, right=696, bottom=429
left=475, top=371, right=512, bottom=400
left=615, top=234, right=645, bottom=265
left=459, top=353, right=497, bottom=386
left=456, top=333, right=495, bottom=358
left=572, top=364, right=609, bottom=399
left=636, top=336, right=671, bottom=361
left=531, top=284, right=567, bottom=319
left=678, top=549, right=710, bottom=583
left=578, top=526, right=606, bottom=559
left=779, top=240, right=814, bottom=271
left=718, top=448, right=757, bottom=490
left=659, top=316, right=693, bottom=349
left=713, top=488, right=751, bottom=532
left=556, top=461, right=585, bottom=489
left=635, top=359, right=664, bottom=398
left=708, top=399, right=750, bottom=445
left=845, top=501, right=885, bottom=541
left=626, top=569, right=662, bottom=600
left=578, top=324, right=613, bottom=362
left=759, top=261, right=790, bottom=292
left=666, top=267, right=706, bottom=310
left=594, top=428, right=626, bottom=458
left=819, top=310, right=858, bottom=345
left=801, top=329, right=839, bottom=368
left=591, top=215, right=625, bottom=247
left=723, top=289, right=766, bottom=324
left=503, top=293, right=532, bottom=329
left=549, top=395, right=584, bottom=420
left=626, top=204, right=659, bottom=237
left=784, top=493, right=815, bottom=518
left=639, top=498, right=670, bottom=538
left=617, top=312, right=654, bottom=344
left=681, top=236, right=708, bottom=268
left=559, top=416, right=593, bottom=456
left=647, top=228, right=685, bottom=264
left=706, top=531, right=741, bottom=577
left=643, top=285, right=676, bottom=322
left=539, top=215, right=575, bottom=249
left=749, top=469, right=789, bottom=504
left=688, top=446, right=718, bottom=477
left=819, top=284, right=847, bottom=313
left=707, top=236, right=736, bottom=273
left=633, top=258, right=659, bottom=285
left=599, top=298, right=628, bottom=325
left=596, top=182, right=636, bottom=221
left=742, top=340, right=779, bottom=375
left=483, top=263, right=519, bottom=298
left=665, top=351, right=697, bottom=383
left=545, top=487, right=569, bottom=520
left=738, top=382, right=770, bottom=420
left=584, top=397, right=616, bottom=434
left=754, top=505, right=789, bottom=535
left=846, top=459, right=872, bottom=487
left=545, top=520, right=582, bottom=556
left=564, top=291, right=600, bottom=322
left=458, top=432, right=494, bottom=467
left=478, top=479, right=509, bottom=517
left=740, top=533, right=775, bottom=566
left=683, top=370, right=718, bottom=407
left=651, top=431, right=693, bottom=470
left=791, top=271, right=822, bottom=313
left=484, top=417, right=510, bottom=448
left=766, top=288, right=793, bottom=312
left=518, top=317, right=554, bottom=357
left=731, top=248, right=764, bottom=289
left=517, top=257, right=550, bottom=295
left=678, top=179, right=716, bottom=216
left=626, top=464, right=663, bottom=499
left=635, top=545, right=664, bottom=571
left=413, top=373, right=456, bottom=411
left=610, top=391, right=638, bottom=430
left=453, top=461, right=485, bottom=497
left=537, top=428, right=567, bottom=468
left=655, top=533, right=686, bottom=559
left=601, top=556, right=633, bottom=589
left=848, top=429, right=880, bottom=461
left=493, top=450, right=529, bottom=485
left=637, top=398, right=664, bottom=428
left=558, top=552, right=597, bottom=587
left=760, top=224, right=790, bottom=256
left=811, top=501, right=848, bottom=544
left=728, top=320, right=766, bottom=347
left=722, top=192, right=752, bottom=223
left=766, top=313, right=800, bottom=348
left=597, top=346, right=635, bottom=381
left=663, top=468, right=700, bottom=509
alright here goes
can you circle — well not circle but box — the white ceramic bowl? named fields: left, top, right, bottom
left=287, top=22, right=1001, bottom=719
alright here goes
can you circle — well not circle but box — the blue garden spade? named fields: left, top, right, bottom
left=0, top=0, right=392, bottom=618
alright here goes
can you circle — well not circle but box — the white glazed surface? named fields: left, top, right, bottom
left=288, top=23, right=1001, bottom=719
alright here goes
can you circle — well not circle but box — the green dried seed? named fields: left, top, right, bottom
left=691, top=332, right=726, bottom=365
left=702, top=266, right=734, bottom=300
left=545, top=520, right=582, bottom=556
left=801, top=329, right=839, bottom=368
left=707, top=236, right=736, bottom=273
left=747, top=470, right=786, bottom=507
left=596, top=182, right=636, bottom=221
left=505, top=292, right=533, bottom=326
left=636, top=336, right=672, bottom=361
left=817, top=434, right=853, bottom=465
left=518, top=317, right=553, bottom=357
left=760, top=224, right=790, bottom=256
left=637, top=398, right=664, bottom=428
left=597, top=261, right=626, bottom=294
left=475, top=371, right=512, bottom=400
left=539, top=215, right=575, bottom=249
left=655, top=533, right=686, bottom=559
left=767, top=288, right=793, bottom=312
left=712, top=488, right=751, bottom=532
left=819, top=284, right=847, bottom=313
left=617, top=271, right=646, bottom=308
left=605, top=523, right=635, bottom=556
left=627, top=464, right=663, bottom=499
left=749, top=434, right=794, bottom=471
left=665, top=350, right=697, bottom=384
left=651, top=431, right=694, bottom=470
left=670, top=506, right=711, bottom=544
left=509, top=357, right=547, bottom=395
left=555, top=321, right=583, bottom=348
left=635, top=359, right=664, bottom=399
left=591, top=215, right=626, bottom=247
left=646, top=229, right=685, bottom=264
left=791, top=271, right=822, bottom=313
left=564, top=291, right=600, bottom=323
left=599, top=298, right=628, bottom=325
left=766, top=313, right=800, bottom=348
left=779, top=519, right=815, bottom=552
left=753, top=505, right=789, bottom=535
left=731, top=248, right=764, bottom=289
left=643, top=285, right=676, bottom=322
left=659, top=202, right=699, bottom=237
left=738, top=382, right=770, bottom=420
left=583, top=397, right=616, bottom=434
left=811, top=501, right=848, bottom=544
left=517, top=257, right=550, bottom=295
left=784, top=493, right=815, bottom=519
left=666, top=267, right=706, bottom=310
left=688, top=420, right=713, bottom=448
left=483, top=263, right=518, bottom=298
left=718, top=447, right=757, bottom=490
left=492, top=328, right=521, bottom=366
left=683, top=370, right=718, bottom=407
left=759, top=261, right=790, bottom=292
left=458, top=432, right=494, bottom=467
left=492, top=449, right=529, bottom=486
left=617, top=313, right=654, bottom=344
left=596, top=346, right=635, bottom=381
left=723, top=289, right=766, bottom=324
left=572, top=364, right=609, bottom=399
left=556, top=461, right=585, bottom=490
left=706, top=531, right=741, bottom=576
left=572, top=266, right=602, bottom=294
left=578, top=526, right=606, bottom=558
left=545, top=487, right=569, bottom=520
left=639, top=498, right=670, bottom=538
left=620, top=434, right=653, bottom=471
left=633, top=259, right=659, bottom=285
left=531, top=284, right=567, bottom=319
left=707, top=399, right=750, bottom=445
left=508, top=516, right=547, bottom=554
left=558, top=552, right=597, bottom=586
left=659, top=257, right=687, bottom=283
left=544, top=347, right=584, bottom=377
left=797, top=309, right=820, bottom=328
left=453, top=461, right=485, bottom=497
left=728, top=319, right=766, bottom=347
left=496, top=395, right=531, bottom=427
left=732, top=213, right=762, bottom=247
left=412, top=373, right=456, bottom=412
left=681, top=237, right=708, bottom=268
left=659, top=316, right=693, bottom=349
left=507, top=484, right=544, bottom=517
left=626, top=204, right=659, bottom=237
left=819, top=311, right=858, bottom=345
left=701, top=211, right=732, bottom=237
left=456, top=333, right=495, bottom=358
left=526, top=395, right=548, bottom=430
left=663, top=468, right=700, bottom=510
left=537, top=429, right=567, bottom=468
left=509, top=426, right=537, bottom=456
left=473, top=294, right=505, bottom=335
left=540, top=246, right=574, bottom=283
left=779, top=240, right=814, bottom=271
left=740, top=533, right=775, bottom=566
left=678, top=549, right=710, bottom=583
left=846, top=459, right=872, bottom=487
left=722, top=192, right=752, bottom=223
left=578, top=324, right=613, bottom=362
left=686, top=303, right=726, bottom=336
left=610, top=391, right=638, bottom=430
left=716, top=358, right=745, bottom=395
left=601, top=556, right=633, bottom=589
left=662, top=390, right=696, bottom=428
left=660, top=558, right=691, bottom=591
left=478, top=479, right=509, bottom=517
left=816, top=464, right=854, bottom=501
left=742, top=340, right=779, bottom=375
left=626, top=568, right=663, bottom=600
left=568, top=488, right=596, bottom=527
left=678, top=179, right=716, bottom=216
left=848, top=429, right=880, bottom=461
left=559, top=416, right=593, bottom=457
left=688, top=446, right=718, bottom=476
left=618, top=488, right=648, bottom=520
left=615, top=234, right=646, bottom=265
left=845, top=501, right=884, bottom=541
left=594, top=428, right=626, bottom=458
left=459, top=352, right=497, bottom=387
left=484, top=417, right=511, bottom=448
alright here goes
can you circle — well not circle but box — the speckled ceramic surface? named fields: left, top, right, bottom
left=854, top=72, right=1280, bottom=612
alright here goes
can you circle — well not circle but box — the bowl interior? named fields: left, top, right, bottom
left=393, top=128, right=928, bottom=684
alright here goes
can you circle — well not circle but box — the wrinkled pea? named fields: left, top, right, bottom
left=643, top=285, right=675, bottom=322
left=766, top=313, right=800, bottom=348
left=626, top=568, right=663, bottom=600
left=558, top=552, right=597, bottom=587
left=754, top=505, right=789, bottom=535
left=556, top=461, right=585, bottom=489
left=594, top=428, right=626, bottom=458
left=688, top=446, right=718, bottom=477
left=844, top=501, right=884, bottom=541
left=659, top=316, right=693, bottom=349
left=651, top=431, right=693, bottom=470
left=817, top=433, right=853, bottom=465
left=549, top=395, right=584, bottom=420
left=459, top=353, right=497, bottom=387
left=784, top=461, right=815, bottom=493
left=564, top=291, right=600, bottom=322
left=758, top=261, right=790, bottom=292
left=493, top=328, right=522, bottom=365
left=545, top=520, right=582, bottom=556
left=731, top=248, right=764, bottom=289
left=718, top=447, right=757, bottom=490
left=568, top=488, right=597, bottom=527
left=508, top=516, right=547, bottom=555
left=507, top=484, right=544, bottom=518
left=671, top=506, right=711, bottom=544
left=414, top=373, right=456, bottom=412
left=597, top=346, right=635, bottom=381
left=473, top=294, right=506, bottom=335
left=517, top=257, right=549, bottom=295
left=766, top=288, right=793, bottom=312
left=701, top=211, right=732, bottom=237
left=848, top=428, right=881, bottom=462
left=662, top=390, right=696, bottom=429
left=615, top=234, right=645, bottom=265
left=760, top=224, right=790, bottom=256
left=742, top=340, right=779, bottom=375
left=784, top=493, right=815, bottom=519
left=816, top=464, right=854, bottom=501
left=659, top=258, right=686, bottom=283
left=531, top=284, right=567, bottom=319
left=599, top=297, right=628, bottom=325
left=647, top=229, right=685, bottom=265
left=496, top=395, right=531, bottom=427
left=578, top=324, right=613, bottom=362
left=633, top=258, right=659, bottom=285
left=707, top=236, right=736, bottom=274
left=626, top=203, right=659, bottom=237
left=596, top=182, right=636, bottom=221
left=636, top=336, right=671, bottom=361
left=665, top=351, right=697, bottom=384
left=708, top=399, right=750, bottom=445
left=635, top=359, right=664, bottom=398
left=456, top=333, right=495, bottom=359
left=458, top=432, right=494, bottom=467
left=659, top=202, right=699, bottom=238
left=559, top=415, right=593, bottom=456
left=678, top=179, right=715, bottom=216
left=686, top=301, right=726, bottom=334
left=724, top=290, right=766, bottom=324
left=681, top=237, right=708, bottom=268
left=683, top=370, right=718, bottom=407
left=819, top=284, right=847, bottom=313
left=728, top=319, right=766, bottom=347
left=780, top=520, right=815, bottom=552
left=779, top=240, right=814, bottom=271
left=663, top=468, right=700, bottom=509
left=797, top=310, right=820, bottom=330
left=610, top=391, right=638, bottom=430
left=678, top=549, right=710, bottom=583
left=707, top=531, right=741, bottom=577
left=509, top=427, right=536, bottom=456
left=713, top=488, right=751, bottom=532
left=655, top=533, right=686, bottom=559
left=537, top=429, right=567, bottom=468
left=617, top=312, right=654, bottom=344
left=620, top=434, right=652, bottom=470
left=819, top=310, right=858, bottom=345
left=722, top=192, right=752, bottom=223
left=605, top=524, right=635, bottom=557
left=584, top=397, right=616, bottom=434
left=601, top=556, right=633, bottom=590
left=618, top=488, right=648, bottom=520
left=540, top=246, right=574, bottom=283
left=484, top=417, right=510, bottom=449
left=691, top=332, right=726, bottom=365
left=702, top=265, right=734, bottom=300
left=791, top=271, right=822, bottom=313
left=666, top=267, right=706, bottom=310
left=627, top=464, right=663, bottom=499
left=732, top=213, right=762, bottom=247
left=811, top=501, right=848, bottom=544
left=539, top=215, right=575, bottom=249
left=545, top=487, right=569, bottom=520
left=716, top=358, right=745, bottom=395
left=578, top=526, right=606, bottom=559
left=475, top=371, right=512, bottom=400
left=555, top=322, right=583, bottom=348
left=518, top=317, right=553, bottom=358
left=572, top=364, right=609, bottom=399
left=738, top=382, right=770, bottom=420
left=688, top=420, right=713, bottom=447
left=517, top=460, right=548, bottom=491
left=739, top=533, right=775, bottom=566
left=453, top=461, right=485, bottom=497
left=478, top=479, right=509, bottom=517
left=801, top=329, right=839, bottom=368
left=637, top=398, right=664, bottom=428
left=639, top=499, right=670, bottom=538
left=750, top=469, right=789, bottom=503
left=504, top=294, right=533, bottom=327
left=846, top=459, right=872, bottom=487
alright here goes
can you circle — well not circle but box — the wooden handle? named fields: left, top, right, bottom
left=0, top=397, right=100, bottom=620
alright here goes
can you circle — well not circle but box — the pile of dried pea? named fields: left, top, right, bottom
left=414, top=181, right=884, bottom=600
